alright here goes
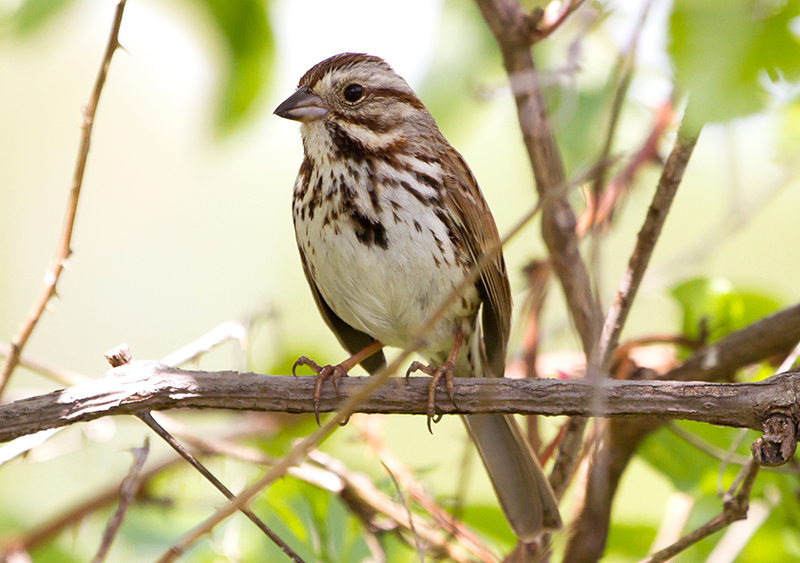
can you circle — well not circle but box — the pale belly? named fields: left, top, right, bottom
left=294, top=192, right=478, bottom=357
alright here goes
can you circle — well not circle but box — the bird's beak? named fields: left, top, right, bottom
left=274, top=85, right=329, bottom=122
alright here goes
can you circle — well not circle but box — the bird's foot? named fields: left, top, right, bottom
left=293, top=356, right=349, bottom=426
left=406, top=360, right=457, bottom=433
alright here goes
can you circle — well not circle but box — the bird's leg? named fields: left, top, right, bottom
left=293, top=340, right=383, bottom=425
left=406, top=329, right=464, bottom=433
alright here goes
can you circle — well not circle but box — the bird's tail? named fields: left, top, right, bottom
left=463, top=413, right=562, bottom=542
left=458, top=324, right=561, bottom=541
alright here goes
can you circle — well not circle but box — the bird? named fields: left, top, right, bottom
left=274, top=52, right=561, bottom=541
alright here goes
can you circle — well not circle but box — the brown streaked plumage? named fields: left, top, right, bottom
left=275, top=53, right=561, bottom=540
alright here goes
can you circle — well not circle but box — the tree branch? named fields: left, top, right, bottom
left=475, top=0, right=601, bottom=355
left=666, top=302, right=800, bottom=382
left=2, top=361, right=799, bottom=445
left=596, top=130, right=699, bottom=371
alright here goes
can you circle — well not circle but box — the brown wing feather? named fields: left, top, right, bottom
left=441, top=148, right=512, bottom=378
left=297, top=246, right=387, bottom=375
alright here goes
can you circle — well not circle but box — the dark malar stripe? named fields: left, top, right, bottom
left=325, top=121, right=411, bottom=162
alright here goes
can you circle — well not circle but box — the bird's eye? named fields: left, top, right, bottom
left=343, top=83, right=364, bottom=102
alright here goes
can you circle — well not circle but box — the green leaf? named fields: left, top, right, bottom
left=7, top=0, right=77, bottom=35
left=639, top=423, right=718, bottom=492
left=195, top=0, right=274, bottom=135
left=669, top=0, right=800, bottom=131
left=639, top=422, right=757, bottom=492
left=670, top=276, right=781, bottom=344
left=459, top=504, right=516, bottom=545
left=606, top=523, right=658, bottom=557
left=777, top=100, right=800, bottom=163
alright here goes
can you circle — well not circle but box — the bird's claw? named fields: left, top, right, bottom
left=293, top=356, right=349, bottom=426
left=407, top=360, right=456, bottom=434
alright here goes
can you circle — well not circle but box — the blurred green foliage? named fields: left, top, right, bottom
left=670, top=276, right=781, bottom=345
left=196, top=0, right=273, bottom=135
left=7, top=0, right=74, bottom=34
left=6, top=0, right=274, bottom=135
left=669, top=0, right=800, bottom=132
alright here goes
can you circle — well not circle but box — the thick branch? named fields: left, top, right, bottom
left=475, top=0, right=601, bottom=355
left=2, top=362, right=799, bottom=444
left=666, top=303, right=800, bottom=382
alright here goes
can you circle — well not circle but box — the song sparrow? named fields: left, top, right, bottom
left=275, top=53, right=561, bottom=540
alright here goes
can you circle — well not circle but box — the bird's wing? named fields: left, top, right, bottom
left=441, top=148, right=512, bottom=378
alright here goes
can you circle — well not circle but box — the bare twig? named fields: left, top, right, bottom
left=0, top=458, right=182, bottom=559
left=382, top=463, right=426, bottom=563
left=586, top=0, right=653, bottom=233
left=530, top=0, right=587, bottom=43
left=666, top=303, right=800, bottom=382
left=596, top=129, right=700, bottom=371
left=0, top=342, right=89, bottom=387
left=138, top=412, right=306, bottom=563
left=308, top=450, right=490, bottom=563
left=666, top=424, right=753, bottom=469
left=0, top=0, right=127, bottom=397
left=641, top=460, right=761, bottom=563
left=0, top=422, right=273, bottom=559
left=104, top=344, right=306, bottom=563
left=160, top=321, right=247, bottom=367
left=354, top=417, right=497, bottom=563
left=90, top=438, right=150, bottom=563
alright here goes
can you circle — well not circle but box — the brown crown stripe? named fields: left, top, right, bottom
left=299, top=53, right=389, bottom=88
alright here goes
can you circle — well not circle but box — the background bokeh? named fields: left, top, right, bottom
left=1, top=0, right=799, bottom=561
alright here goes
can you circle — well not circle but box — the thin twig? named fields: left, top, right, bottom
left=667, top=423, right=750, bottom=467
left=160, top=321, right=247, bottom=368
left=476, top=0, right=602, bottom=357
left=531, top=0, right=587, bottom=43
left=138, top=412, right=306, bottom=563
left=90, top=438, right=150, bottom=563
left=582, top=0, right=655, bottom=236
left=0, top=0, right=127, bottom=398
left=382, top=462, right=426, bottom=563
left=0, top=342, right=89, bottom=387
left=776, top=339, right=800, bottom=374
left=640, top=460, right=760, bottom=563
left=354, top=417, right=497, bottom=563
left=104, top=342, right=306, bottom=563
left=717, top=429, right=748, bottom=496
left=596, top=128, right=699, bottom=372
left=0, top=424, right=268, bottom=559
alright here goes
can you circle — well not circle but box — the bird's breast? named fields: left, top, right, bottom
left=293, top=155, right=479, bottom=353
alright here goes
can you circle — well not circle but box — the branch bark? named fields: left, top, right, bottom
left=2, top=362, right=799, bottom=445
left=561, top=301, right=800, bottom=563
